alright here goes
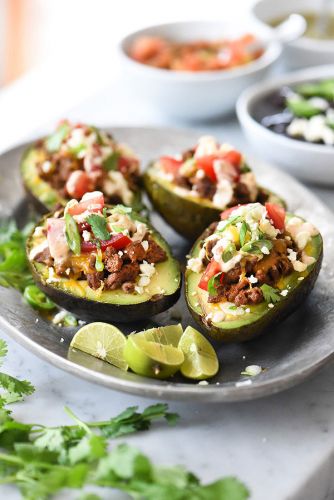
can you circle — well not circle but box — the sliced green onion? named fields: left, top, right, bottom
left=65, top=214, right=81, bottom=255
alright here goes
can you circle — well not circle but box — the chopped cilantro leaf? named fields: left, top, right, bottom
left=239, top=222, right=249, bottom=247
left=261, top=284, right=281, bottom=303
left=102, top=152, right=120, bottom=171
left=208, top=272, right=223, bottom=297
left=45, top=122, right=70, bottom=152
left=86, top=214, right=110, bottom=241
left=241, top=239, right=273, bottom=255
left=110, top=205, right=132, bottom=215
left=222, top=242, right=236, bottom=263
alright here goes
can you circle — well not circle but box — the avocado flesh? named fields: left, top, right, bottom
left=185, top=214, right=323, bottom=342
left=21, top=147, right=67, bottom=213
left=21, top=146, right=142, bottom=214
left=143, top=163, right=286, bottom=240
left=27, top=214, right=181, bottom=323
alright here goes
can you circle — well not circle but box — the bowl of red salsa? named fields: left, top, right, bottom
left=119, top=21, right=281, bottom=121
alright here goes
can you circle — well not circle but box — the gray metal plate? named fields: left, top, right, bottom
left=0, top=126, right=333, bottom=402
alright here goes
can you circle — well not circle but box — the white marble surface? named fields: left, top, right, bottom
left=1, top=74, right=334, bottom=500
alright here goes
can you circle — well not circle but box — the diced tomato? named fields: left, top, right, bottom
left=221, top=150, right=242, bottom=167
left=195, top=155, right=217, bottom=182
left=67, top=191, right=104, bottom=216
left=159, top=156, right=183, bottom=175
left=65, top=171, right=94, bottom=200
left=198, top=259, right=222, bottom=291
left=81, top=233, right=132, bottom=253
left=130, top=36, right=167, bottom=62
left=265, top=203, right=286, bottom=231
left=220, top=205, right=242, bottom=220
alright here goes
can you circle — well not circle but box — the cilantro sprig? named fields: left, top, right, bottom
left=86, top=214, right=110, bottom=241
left=0, top=339, right=249, bottom=500
left=0, top=221, right=34, bottom=292
left=261, top=284, right=281, bottom=304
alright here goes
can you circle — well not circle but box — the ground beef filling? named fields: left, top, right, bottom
left=36, top=146, right=140, bottom=202
left=204, top=236, right=296, bottom=307
left=35, top=234, right=167, bottom=293
left=169, top=152, right=268, bottom=206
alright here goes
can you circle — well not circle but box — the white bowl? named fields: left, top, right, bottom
left=236, top=65, right=334, bottom=186
left=119, top=21, right=281, bottom=121
left=252, top=0, right=334, bottom=70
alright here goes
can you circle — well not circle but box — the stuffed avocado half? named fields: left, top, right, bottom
left=27, top=192, right=181, bottom=322
left=185, top=202, right=322, bottom=342
left=21, top=121, right=142, bottom=214
left=144, top=135, right=285, bottom=240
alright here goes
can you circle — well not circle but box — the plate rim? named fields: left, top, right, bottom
left=0, top=125, right=333, bottom=403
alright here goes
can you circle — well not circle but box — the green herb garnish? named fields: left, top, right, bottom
left=0, top=340, right=249, bottom=499
left=102, top=151, right=120, bottom=171
left=222, top=242, right=236, bottom=263
left=95, top=250, right=104, bottom=272
left=45, top=122, right=71, bottom=153
left=86, top=214, right=110, bottom=241
left=0, top=339, right=35, bottom=407
left=240, top=163, right=251, bottom=174
left=241, top=239, right=273, bottom=255
left=110, top=205, right=132, bottom=215
left=260, top=284, right=281, bottom=304
left=207, top=272, right=223, bottom=297
left=0, top=221, right=34, bottom=291
left=65, top=213, right=81, bottom=255
left=239, top=221, right=249, bottom=247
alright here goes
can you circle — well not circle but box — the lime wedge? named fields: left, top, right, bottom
left=124, top=324, right=184, bottom=379
left=178, top=326, right=219, bottom=380
left=70, top=322, right=128, bottom=371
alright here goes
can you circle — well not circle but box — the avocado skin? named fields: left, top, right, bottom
left=185, top=223, right=323, bottom=342
left=27, top=211, right=181, bottom=323
left=143, top=165, right=286, bottom=241
left=29, top=262, right=181, bottom=323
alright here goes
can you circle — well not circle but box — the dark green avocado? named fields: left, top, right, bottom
left=21, top=146, right=143, bottom=214
left=27, top=212, right=181, bottom=323
left=143, top=162, right=286, bottom=240
left=185, top=214, right=323, bottom=342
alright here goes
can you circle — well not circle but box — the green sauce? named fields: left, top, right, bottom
left=270, top=12, right=334, bottom=40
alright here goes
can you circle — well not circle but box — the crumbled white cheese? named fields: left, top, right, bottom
left=308, top=97, right=329, bottom=111
left=212, top=311, right=225, bottom=323
left=82, top=230, right=91, bottom=242
left=33, top=226, right=45, bottom=238
left=46, top=267, right=61, bottom=284
left=141, top=240, right=149, bottom=251
left=286, top=216, right=319, bottom=250
left=280, top=289, right=288, bottom=297
left=242, top=365, right=262, bottom=376
left=245, top=308, right=250, bottom=313
left=248, top=275, right=258, bottom=284
left=194, top=136, right=218, bottom=158
left=198, top=380, right=209, bottom=386
left=298, top=277, right=304, bottom=281
left=240, top=172, right=258, bottom=201
left=187, top=257, right=204, bottom=273
left=212, top=177, right=233, bottom=208
left=268, top=303, right=274, bottom=309
left=41, top=161, right=52, bottom=173
left=261, top=246, right=270, bottom=255
left=287, top=115, right=334, bottom=145
left=52, top=310, right=67, bottom=325
left=103, top=171, right=133, bottom=206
